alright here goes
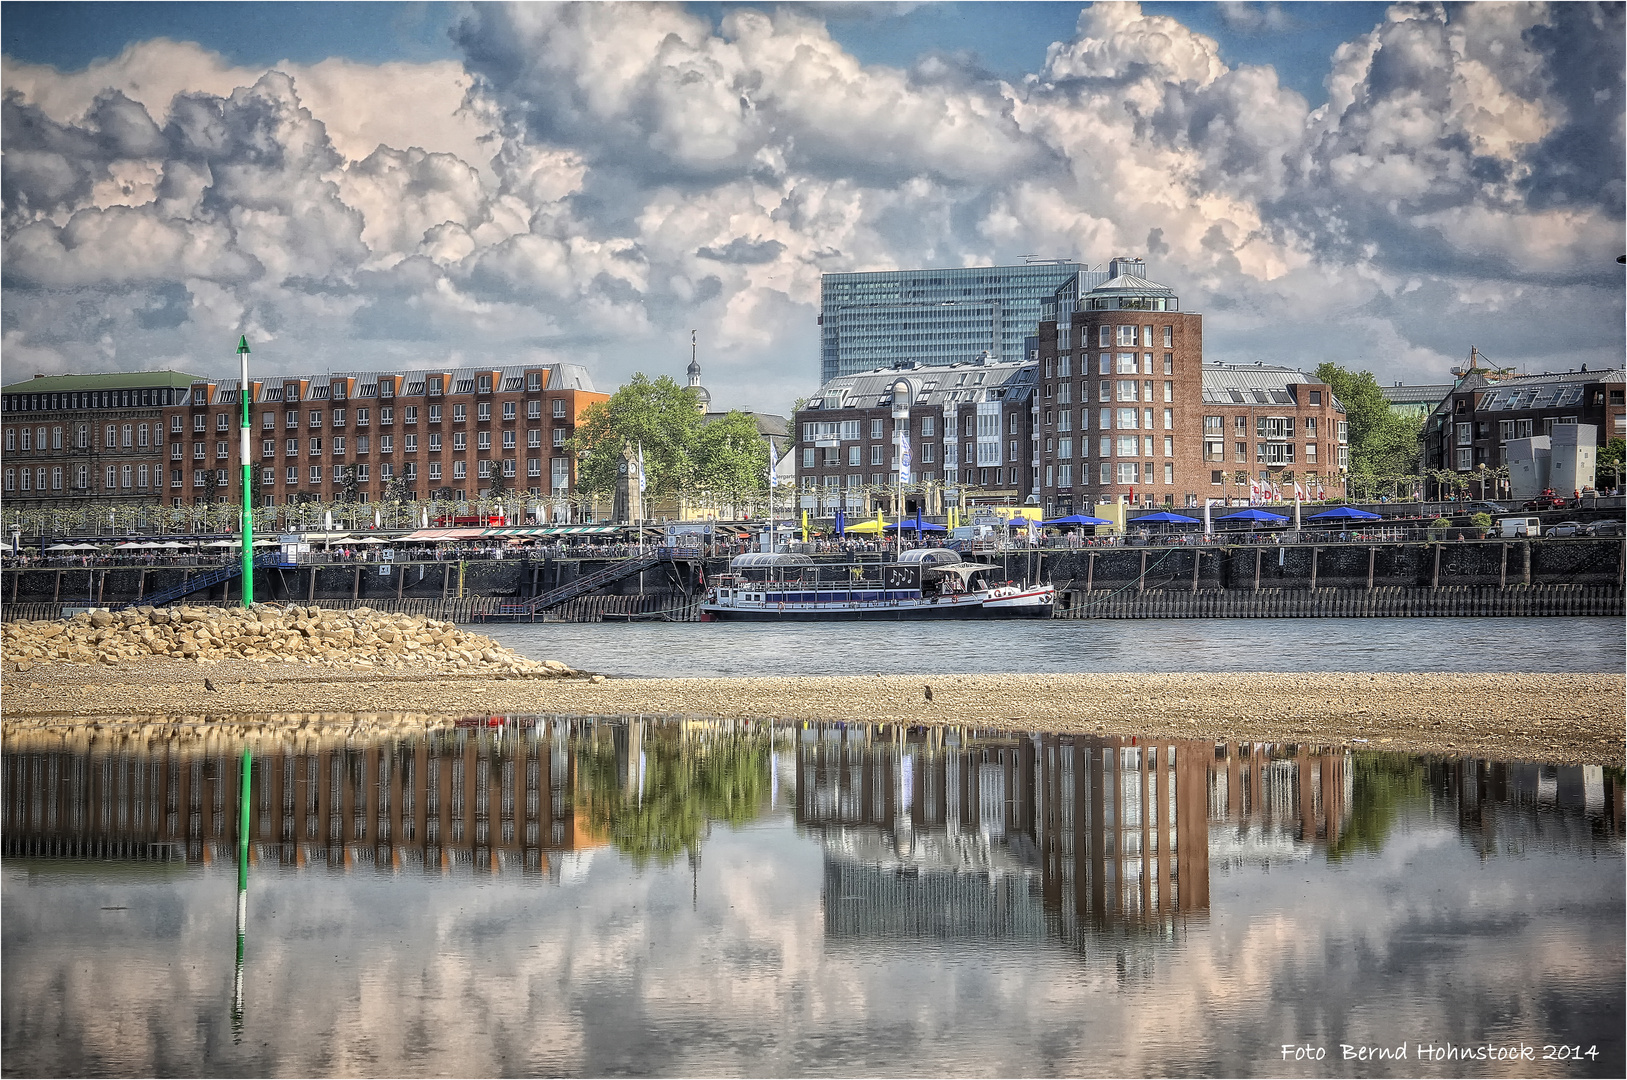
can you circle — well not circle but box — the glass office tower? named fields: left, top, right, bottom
left=819, top=261, right=1102, bottom=382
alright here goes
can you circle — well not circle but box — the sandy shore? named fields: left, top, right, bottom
left=2, top=659, right=1621, bottom=765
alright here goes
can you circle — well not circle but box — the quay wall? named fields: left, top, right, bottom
left=2, top=539, right=1621, bottom=622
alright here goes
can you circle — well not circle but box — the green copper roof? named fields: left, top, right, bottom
left=1, top=369, right=204, bottom=394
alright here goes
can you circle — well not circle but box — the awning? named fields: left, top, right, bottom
left=539, top=525, right=623, bottom=536
left=398, top=528, right=486, bottom=541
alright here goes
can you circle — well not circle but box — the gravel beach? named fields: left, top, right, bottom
left=3, top=659, right=1621, bottom=766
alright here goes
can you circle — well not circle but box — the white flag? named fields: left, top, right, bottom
left=899, top=430, right=912, bottom=484
left=636, top=442, right=647, bottom=494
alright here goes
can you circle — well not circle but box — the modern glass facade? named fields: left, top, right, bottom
left=820, top=262, right=1102, bottom=382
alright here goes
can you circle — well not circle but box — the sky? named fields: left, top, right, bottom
left=2, top=1, right=1622, bottom=416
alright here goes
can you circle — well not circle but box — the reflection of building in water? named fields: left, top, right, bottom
left=1, top=720, right=602, bottom=877
left=1206, top=743, right=1353, bottom=869
left=1032, top=735, right=1212, bottom=945
left=793, top=725, right=1215, bottom=945
left=1433, top=759, right=1624, bottom=857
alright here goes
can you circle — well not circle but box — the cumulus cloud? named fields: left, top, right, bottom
left=1, top=1, right=1621, bottom=405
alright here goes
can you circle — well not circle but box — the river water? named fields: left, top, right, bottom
left=479, top=616, right=1627, bottom=677
left=2, top=718, right=1621, bottom=1078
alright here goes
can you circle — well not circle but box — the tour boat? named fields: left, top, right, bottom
left=700, top=549, right=1054, bottom=621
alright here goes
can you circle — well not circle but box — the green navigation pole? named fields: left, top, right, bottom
left=232, top=745, right=251, bottom=1038
left=237, top=336, right=254, bottom=607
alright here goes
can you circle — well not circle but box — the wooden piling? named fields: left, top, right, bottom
left=1310, top=546, right=1319, bottom=591
left=1138, top=550, right=1147, bottom=593
left=1085, top=552, right=1095, bottom=593
left=1431, top=543, right=1441, bottom=589
left=1366, top=546, right=1376, bottom=591
left=1253, top=548, right=1262, bottom=592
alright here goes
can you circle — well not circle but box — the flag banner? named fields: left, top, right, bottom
left=899, top=431, right=912, bottom=484
left=636, top=443, right=647, bottom=494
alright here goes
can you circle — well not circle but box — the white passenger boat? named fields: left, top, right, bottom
left=700, top=550, right=1053, bottom=621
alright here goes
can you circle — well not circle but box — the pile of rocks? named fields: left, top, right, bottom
left=2, top=605, right=578, bottom=677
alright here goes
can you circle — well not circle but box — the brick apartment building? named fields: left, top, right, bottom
left=3, top=363, right=606, bottom=507
left=1, top=370, right=201, bottom=508
left=1032, top=259, right=1206, bottom=513
left=792, top=356, right=1036, bottom=513
left=1421, top=363, right=1625, bottom=496
left=1032, top=260, right=1347, bottom=513
left=1198, top=363, right=1349, bottom=503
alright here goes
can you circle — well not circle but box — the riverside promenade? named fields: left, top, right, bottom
left=4, top=536, right=1621, bottom=621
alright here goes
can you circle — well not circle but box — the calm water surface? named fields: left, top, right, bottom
left=2, top=718, right=1621, bottom=1078
left=480, top=616, right=1626, bottom=677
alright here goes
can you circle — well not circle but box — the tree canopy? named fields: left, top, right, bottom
left=1315, top=362, right=1424, bottom=478
left=570, top=372, right=768, bottom=501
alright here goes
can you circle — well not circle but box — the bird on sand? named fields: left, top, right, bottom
left=204, top=678, right=218, bottom=692
left=924, top=684, right=934, bottom=702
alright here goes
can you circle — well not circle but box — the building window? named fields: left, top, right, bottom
left=405, top=406, right=418, bottom=424
left=452, top=432, right=467, bottom=451
left=121, top=464, right=132, bottom=488
left=429, top=405, right=442, bottom=423
left=285, top=412, right=298, bottom=429
left=1101, top=462, right=1112, bottom=484
left=803, top=447, right=816, bottom=469
left=453, top=461, right=467, bottom=479
left=380, top=407, right=393, bottom=425
left=216, top=440, right=228, bottom=459
left=1306, top=443, right=1318, bottom=463
left=502, top=401, right=516, bottom=420
left=1117, top=325, right=1137, bottom=347
left=357, top=463, right=370, bottom=482
left=552, top=399, right=566, bottom=418
left=1162, top=326, right=1173, bottom=347
left=356, top=408, right=369, bottom=426
left=476, top=431, right=491, bottom=450
left=122, top=424, right=133, bottom=447
left=381, top=435, right=393, bottom=453
left=1455, top=448, right=1473, bottom=470
left=429, top=433, right=442, bottom=451
left=429, top=463, right=442, bottom=480
left=1455, top=422, right=1473, bottom=446
left=478, top=375, right=492, bottom=393
left=1164, top=462, right=1174, bottom=485
left=310, top=438, right=322, bottom=453
left=477, top=403, right=491, bottom=421
left=1117, top=462, right=1139, bottom=484
left=502, top=430, right=515, bottom=449
left=1117, top=435, right=1139, bottom=457
left=336, top=436, right=349, bottom=454
left=528, top=458, right=541, bottom=477
left=1117, top=353, right=1138, bottom=374
left=453, top=404, right=467, bottom=422
left=502, top=458, right=516, bottom=477
left=286, top=467, right=297, bottom=484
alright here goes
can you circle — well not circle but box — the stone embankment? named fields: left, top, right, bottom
left=1, top=604, right=581, bottom=678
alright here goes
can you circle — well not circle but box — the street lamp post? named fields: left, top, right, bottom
left=237, top=336, right=254, bottom=607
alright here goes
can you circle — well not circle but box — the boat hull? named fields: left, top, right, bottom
left=701, top=587, right=1054, bottom=621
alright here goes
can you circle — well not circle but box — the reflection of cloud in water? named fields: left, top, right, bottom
left=1, top=722, right=1622, bottom=1076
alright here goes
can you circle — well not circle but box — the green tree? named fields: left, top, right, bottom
left=571, top=726, right=771, bottom=867
left=337, top=465, right=361, bottom=503
left=571, top=373, right=702, bottom=496
left=1597, top=436, right=1624, bottom=490
left=695, top=411, right=770, bottom=513
left=1315, top=363, right=1424, bottom=479
left=1328, top=754, right=1429, bottom=861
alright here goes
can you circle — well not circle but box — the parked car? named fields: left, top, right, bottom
left=1583, top=519, right=1624, bottom=537
left=1522, top=489, right=1569, bottom=511
left=1545, top=521, right=1586, bottom=537
left=1467, top=501, right=1507, bottom=515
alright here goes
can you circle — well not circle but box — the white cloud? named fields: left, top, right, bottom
left=1, top=1, right=1620, bottom=408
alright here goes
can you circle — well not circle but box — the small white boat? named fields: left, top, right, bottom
left=700, top=549, right=1053, bottom=621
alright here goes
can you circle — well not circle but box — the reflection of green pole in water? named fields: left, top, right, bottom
left=232, top=746, right=251, bottom=1039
